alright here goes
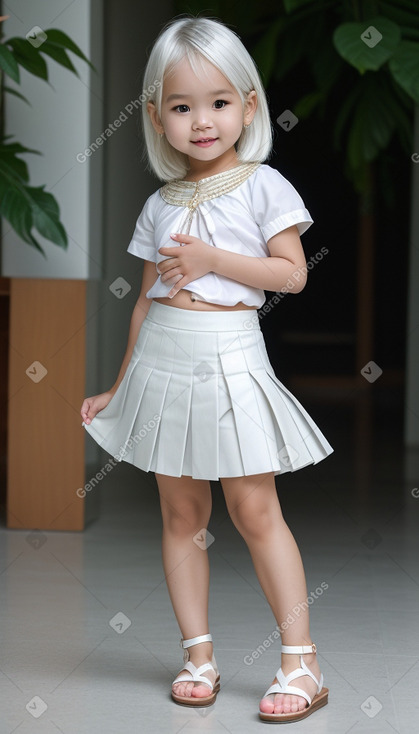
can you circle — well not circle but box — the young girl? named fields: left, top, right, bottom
left=81, top=15, right=333, bottom=723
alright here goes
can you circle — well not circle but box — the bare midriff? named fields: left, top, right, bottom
left=154, top=290, right=256, bottom=312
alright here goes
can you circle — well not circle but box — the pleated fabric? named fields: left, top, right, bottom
left=83, top=301, right=333, bottom=480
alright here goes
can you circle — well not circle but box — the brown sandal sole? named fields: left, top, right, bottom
left=171, top=676, right=221, bottom=707
left=259, top=686, right=329, bottom=723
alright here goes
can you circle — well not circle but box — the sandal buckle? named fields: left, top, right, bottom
left=312, top=643, right=317, bottom=653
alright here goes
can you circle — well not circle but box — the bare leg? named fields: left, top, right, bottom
left=155, top=472, right=216, bottom=699
left=220, top=471, right=322, bottom=715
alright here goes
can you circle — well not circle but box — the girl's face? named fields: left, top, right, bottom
left=148, top=55, right=257, bottom=174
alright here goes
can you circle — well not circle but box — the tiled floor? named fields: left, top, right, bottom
left=1, top=389, right=418, bottom=733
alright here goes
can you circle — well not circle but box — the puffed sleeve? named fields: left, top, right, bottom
left=251, top=165, right=313, bottom=242
left=127, top=192, right=158, bottom=262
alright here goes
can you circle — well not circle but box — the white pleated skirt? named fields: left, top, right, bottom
left=83, top=301, right=333, bottom=480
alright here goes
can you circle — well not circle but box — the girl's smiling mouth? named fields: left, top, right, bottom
left=192, top=137, right=218, bottom=147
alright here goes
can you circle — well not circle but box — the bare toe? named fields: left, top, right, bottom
left=191, top=682, right=213, bottom=698
left=259, top=693, right=275, bottom=714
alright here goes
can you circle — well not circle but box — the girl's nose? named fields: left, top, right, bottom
left=192, top=112, right=213, bottom=130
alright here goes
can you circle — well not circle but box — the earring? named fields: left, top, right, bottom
left=243, top=123, right=251, bottom=129
left=159, top=131, right=164, bottom=137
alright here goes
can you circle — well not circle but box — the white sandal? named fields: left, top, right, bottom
left=259, top=642, right=328, bottom=722
left=171, top=633, right=220, bottom=707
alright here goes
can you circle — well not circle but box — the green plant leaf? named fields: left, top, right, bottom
left=344, top=73, right=401, bottom=182
left=272, top=10, right=324, bottom=83
left=272, top=29, right=307, bottom=82
left=3, top=85, right=29, bottom=104
left=0, top=139, right=40, bottom=156
left=40, top=41, right=78, bottom=76
left=308, top=35, right=344, bottom=93
left=388, top=40, right=419, bottom=103
left=0, top=42, right=20, bottom=82
left=29, top=185, right=67, bottom=246
left=6, top=37, right=48, bottom=80
left=251, top=18, right=284, bottom=83
left=0, top=139, right=41, bottom=182
left=0, top=166, right=46, bottom=254
left=1, top=190, right=46, bottom=254
left=333, top=16, right=401, bottom=73
left=45, top=28, right=95, bottom=70
left=0, top=156, right=67, bottom=254
left=0, top=149, right=30, bottom=182
left=293, top=90, right=324, bottom=119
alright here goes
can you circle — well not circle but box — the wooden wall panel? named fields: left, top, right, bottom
left=7, top=279, right=86, bottom=530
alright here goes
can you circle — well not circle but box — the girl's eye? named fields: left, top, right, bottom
left=172, top=100, right=228, bottom=112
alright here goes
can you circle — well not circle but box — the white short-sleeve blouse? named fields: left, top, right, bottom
left=127, top=163, right=313, bottom=308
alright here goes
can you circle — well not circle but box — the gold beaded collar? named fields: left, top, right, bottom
left=160, top=162, right=260, bottom=212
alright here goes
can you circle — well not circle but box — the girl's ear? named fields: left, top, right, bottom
left=243, top=90, right=258, bottom=126
left=147, top=101, right=165, bottom=135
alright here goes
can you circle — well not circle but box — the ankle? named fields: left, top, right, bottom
left=281, top=651, right=319, bottom=669
left=185, top=641, right=213, bottom=662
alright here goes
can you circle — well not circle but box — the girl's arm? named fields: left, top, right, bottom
left=81, top=260, right=157, bottom=424
left=159, top=226, right=308, bottom=298
left=109, top=259, right=157, bottom=394
left=210, top=225, right=307, bottom=294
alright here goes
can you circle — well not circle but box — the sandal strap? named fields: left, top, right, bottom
left=262, top=663, right=323, bottom=703
left=178, top=633, right=218, bottom=675
left=180, top=633, right=212, bottom=649
left=172, top=660, right=216, bottom=690
left=281, top=663, right=322, bottom=690
left=281, top=643, right=317, bottom=654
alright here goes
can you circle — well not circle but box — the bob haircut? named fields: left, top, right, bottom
left=141, top=16, right=273, bottom=182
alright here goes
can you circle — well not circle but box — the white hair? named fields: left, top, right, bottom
left=141, top=16, right=273, bottom=182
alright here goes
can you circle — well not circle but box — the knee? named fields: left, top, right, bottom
left=230, top=499, right=282, bottom=541
left=161, top=500, right=210, bottom=538
left=156, top=475, right=212, bottom=538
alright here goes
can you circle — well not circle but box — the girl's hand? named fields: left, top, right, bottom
left=158, top=234, right=215, bottom=298
left=81, top=390, right=114, bottom=425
